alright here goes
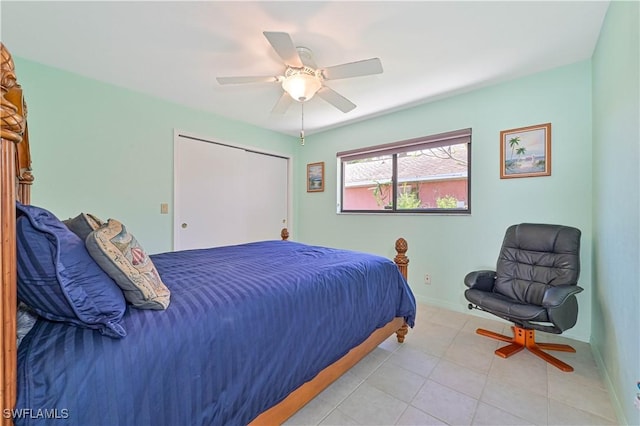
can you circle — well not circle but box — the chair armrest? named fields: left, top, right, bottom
left=464, top=270, right=496, bottom=291
left=542, top=285, right=584, bottom=308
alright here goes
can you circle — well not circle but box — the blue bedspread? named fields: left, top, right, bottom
left=16, top=241, right=416, bottom=425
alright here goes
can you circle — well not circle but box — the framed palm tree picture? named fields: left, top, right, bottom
left=500, top=123, right=551, bottom=179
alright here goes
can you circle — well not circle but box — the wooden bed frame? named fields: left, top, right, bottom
left=0, top=43, right=410, bottom=425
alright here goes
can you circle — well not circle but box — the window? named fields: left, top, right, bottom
left=338, top=129, right=471, bottom=213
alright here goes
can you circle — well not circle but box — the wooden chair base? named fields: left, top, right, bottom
left=476, top=326, right=576, bottom=372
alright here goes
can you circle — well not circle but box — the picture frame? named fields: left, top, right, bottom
left=307, top=162, right=325, bottom=192
left=500, top=123, right=551, bottom=179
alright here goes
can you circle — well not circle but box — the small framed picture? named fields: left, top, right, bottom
left=307, top=162, right=324, bottom=192
left=500, top=123, right=551, bottom=179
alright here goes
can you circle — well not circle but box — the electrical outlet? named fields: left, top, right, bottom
left=424, top=274, right=432, bottom=285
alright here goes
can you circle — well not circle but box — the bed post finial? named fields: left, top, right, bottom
left=394, top=237, right=409, bottom=281
left=280, top=228, right=289, bottom=241
left=1, top=43, right=25, bottom=144
left=1, top=42, right=33, bottom=205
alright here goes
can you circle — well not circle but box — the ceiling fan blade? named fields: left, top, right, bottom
left=216, top=76, right=278, bottom=85
left=271, top=92, right=293, bottom=114
left=316, top=86, right=356, bottom=113
left=263, top=31, right=304, bottom=68
left=322, top=58, right=383, bottom=80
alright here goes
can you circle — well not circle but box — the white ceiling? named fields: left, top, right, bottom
left=1, top=1, right=609, bottom=137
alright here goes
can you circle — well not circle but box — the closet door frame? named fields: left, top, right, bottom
left=173, top=129, right=293, bottom=250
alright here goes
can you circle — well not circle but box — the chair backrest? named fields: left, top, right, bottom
left=494, top=223, right=581, bottom=305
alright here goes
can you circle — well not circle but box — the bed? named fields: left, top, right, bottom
left=0, top=43, right=416, bottom=426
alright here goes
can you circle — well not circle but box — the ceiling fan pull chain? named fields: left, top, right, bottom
left=300, top=102, right=305, bottom=146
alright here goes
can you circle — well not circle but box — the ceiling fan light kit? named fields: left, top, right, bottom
left=281, top=67, right=322, bottom=102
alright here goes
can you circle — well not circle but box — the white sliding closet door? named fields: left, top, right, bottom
left=243, top=150, right=289, bottom=243
left=174, top=134, right=289, bottom=251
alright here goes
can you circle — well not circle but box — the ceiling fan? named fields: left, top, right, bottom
left=216, top=31, right=383, bottom=114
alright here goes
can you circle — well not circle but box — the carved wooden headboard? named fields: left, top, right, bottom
left=1, top=42, right=32, bottom=425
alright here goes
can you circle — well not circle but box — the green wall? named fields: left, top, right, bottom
left=14, top=58, right=297, bottom=254
left=296, top=61, right=594, bottom=342
left=591, top=1, right=640, bottom=424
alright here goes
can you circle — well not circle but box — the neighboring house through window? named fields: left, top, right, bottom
left=337, top=128, right=471, bottom=213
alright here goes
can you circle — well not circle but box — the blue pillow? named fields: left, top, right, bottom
left=16, top=202, right=127, bottom=338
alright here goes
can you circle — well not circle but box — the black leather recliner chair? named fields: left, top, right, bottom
left=464, top=223, right=582, bottom=372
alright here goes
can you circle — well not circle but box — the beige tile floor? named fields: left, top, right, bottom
left=284, top=304, right=618, bottom=426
